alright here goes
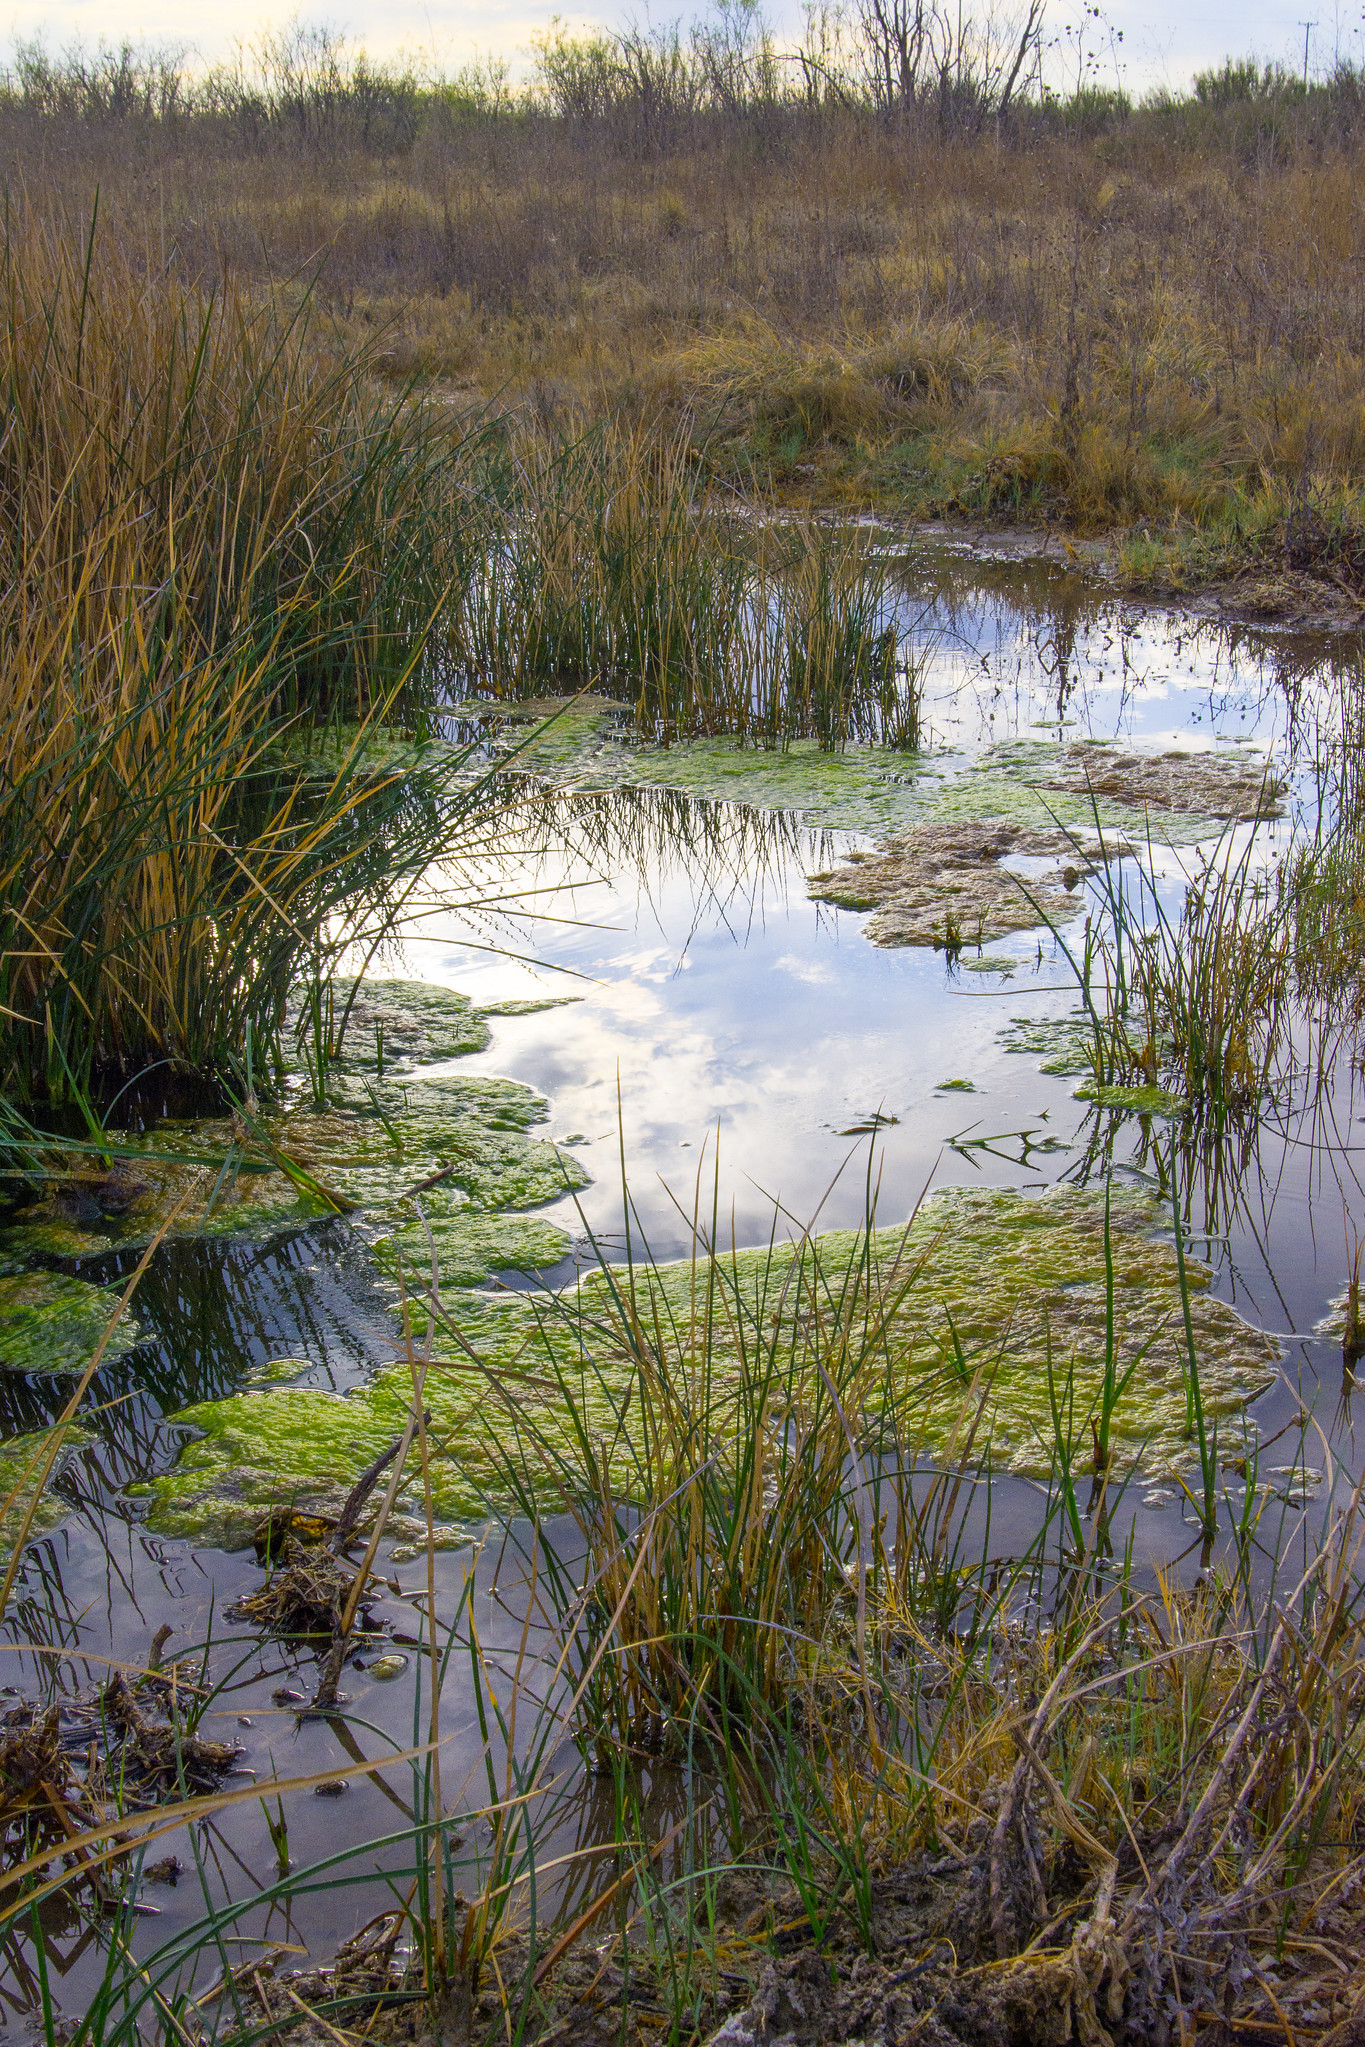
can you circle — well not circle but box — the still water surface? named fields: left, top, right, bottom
left=7, top=547, right=1364, bottom=2017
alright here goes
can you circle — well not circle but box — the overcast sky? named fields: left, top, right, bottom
left=1, top=0, right=1361, bottom=96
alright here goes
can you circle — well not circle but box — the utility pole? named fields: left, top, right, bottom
left=1299, top=19, right=1316, bottom=83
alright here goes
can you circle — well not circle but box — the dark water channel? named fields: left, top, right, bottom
left=6, top=542, right=1365, bottom=2022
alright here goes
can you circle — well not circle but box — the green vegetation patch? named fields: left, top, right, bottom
left=808, top=821, right=1082, bottom=946
left=286, top=976, right=491, bottom=1074
left=0, top=1272, right=142, bottom=1374
left=998, top=1011, right=1096, bottom=1075
left=0, top=1427, right=92, bottom=1552
left=4, top=999, right=588, bottom=1258
left=301, top=1075, right=589, bottom=1215
left=481, top=703, right=943, bottom=833
left=1074, top=1082, right=1188, bottom=1117
left=141, top=1186, right=1275, bottom=1548
left=372, top=1209, right=571, bottom=1288
left=0, top=1221, right=112, bottom=1271
left=478, top=708, right=1278, bottom=848
left=928, top=741, right=1280, bottom=841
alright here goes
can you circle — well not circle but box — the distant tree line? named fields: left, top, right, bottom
left=4, top=6, right=1364, bottom=157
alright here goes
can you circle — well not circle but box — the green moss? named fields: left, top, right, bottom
left=373, top=1209, right=571, bottom=1287
left=1074, top=1083, right=1188, bottom=1117
left=142, top=1186, right=1276, bottom=1547
left=0, top=1272, right=142, bottom=1374
left=0, top=1427, right=92, bottom=1552
left=0, top=1222, right=112, bottom=1270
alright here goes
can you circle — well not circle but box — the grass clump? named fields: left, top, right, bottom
left=1055, top=821, right=1292, bottom=1124
left=0, top=206, right=910, bottom=1113
left=0, top=203, right=516, bottom=1110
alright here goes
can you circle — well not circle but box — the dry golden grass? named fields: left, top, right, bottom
left=0, top=201, right=502, bottom=1103
left=8, top=91, right=1362, bottom=564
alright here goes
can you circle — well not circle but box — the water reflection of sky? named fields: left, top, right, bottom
left=9, top=559, right=1365, bottom=2016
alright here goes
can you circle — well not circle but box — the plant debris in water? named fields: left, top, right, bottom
left=0, top=1663, right=240, bottom=1903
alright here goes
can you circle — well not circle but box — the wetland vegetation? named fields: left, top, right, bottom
left=8, top=29, right=1365, bottom=2047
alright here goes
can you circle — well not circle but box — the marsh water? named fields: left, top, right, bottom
left=6, top=539, right=1365, bottom=2020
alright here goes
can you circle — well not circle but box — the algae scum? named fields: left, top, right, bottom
left=0, top=722, right=1294, bottom=1543
left=1, top=549, right=1354, bottom=2007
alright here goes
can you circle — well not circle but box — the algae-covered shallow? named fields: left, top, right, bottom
left=479, top=702, right=1279, bottom=843
left=998, top=1012, right=1097, bottom=1075
left=1074, top=1082, right=1188, bottom=1117
left=0, top=1426, right=92, bottom=1551
left=0, top=1270, right=143, bottom=1375
left=3, top=1057, right=589, bottom=1260
left=371, top=1209, right=572, bottom=1288
left=284, top=976, right=491, bottom=1073
left=138, top=1185, right=1277, bottom=1546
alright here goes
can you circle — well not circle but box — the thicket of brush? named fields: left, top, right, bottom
left=4, top=16, right=1365, bottom=566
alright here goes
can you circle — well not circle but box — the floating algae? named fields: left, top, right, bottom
left=928, top=740, right=1282, bottom=838
left=1074, top=1082, right=1188, bottom=1117
left=1032, top=741, right=1284, bottom=821
left=371, top=1209, right=571, bottom=1289
left=803, top=740, right=1288, bottom=948
left=5, top=1143, right=329, bottom=1257
left=4, top=1051, right=587, bottom=1260
left=808, top=822, right=1083, bottom=947
left=477, top=703, right=945, bottom=833
left=0, top=1221, right=113, bottom=1272
left=286, top=977, right=491, bottom=1073
left=0, top=1427, right=93, bottom=1551
left=998, top=1012, right=1096, bottom=1075
left=299, top=1075, right=590, bottom=1215
left=139, top=1186, right=1276, bottom=1547
left=0, top=1272, right=142, bottom=1375
left=476, top=704, right=1279, bottom=843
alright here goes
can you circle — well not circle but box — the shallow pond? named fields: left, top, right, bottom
left=3, top=540, right=1364, bottom=2021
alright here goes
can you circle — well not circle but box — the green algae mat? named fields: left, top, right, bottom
left=0, top=1272, right=142, bottom=1376
left=0, top=973, right=589, bottom=1556
left=0, top=1428, right=92, bottom=1555
left=476, top=701, right=1281, bottom=839
left=0, top=1060, right=587, bottom=1268
left=136, top=1185, right=1277, bottom=1549
left=472, top=703, right=1285, bottom=949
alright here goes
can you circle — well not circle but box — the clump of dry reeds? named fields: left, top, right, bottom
left=0, top=201, right=512, bottom=1106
